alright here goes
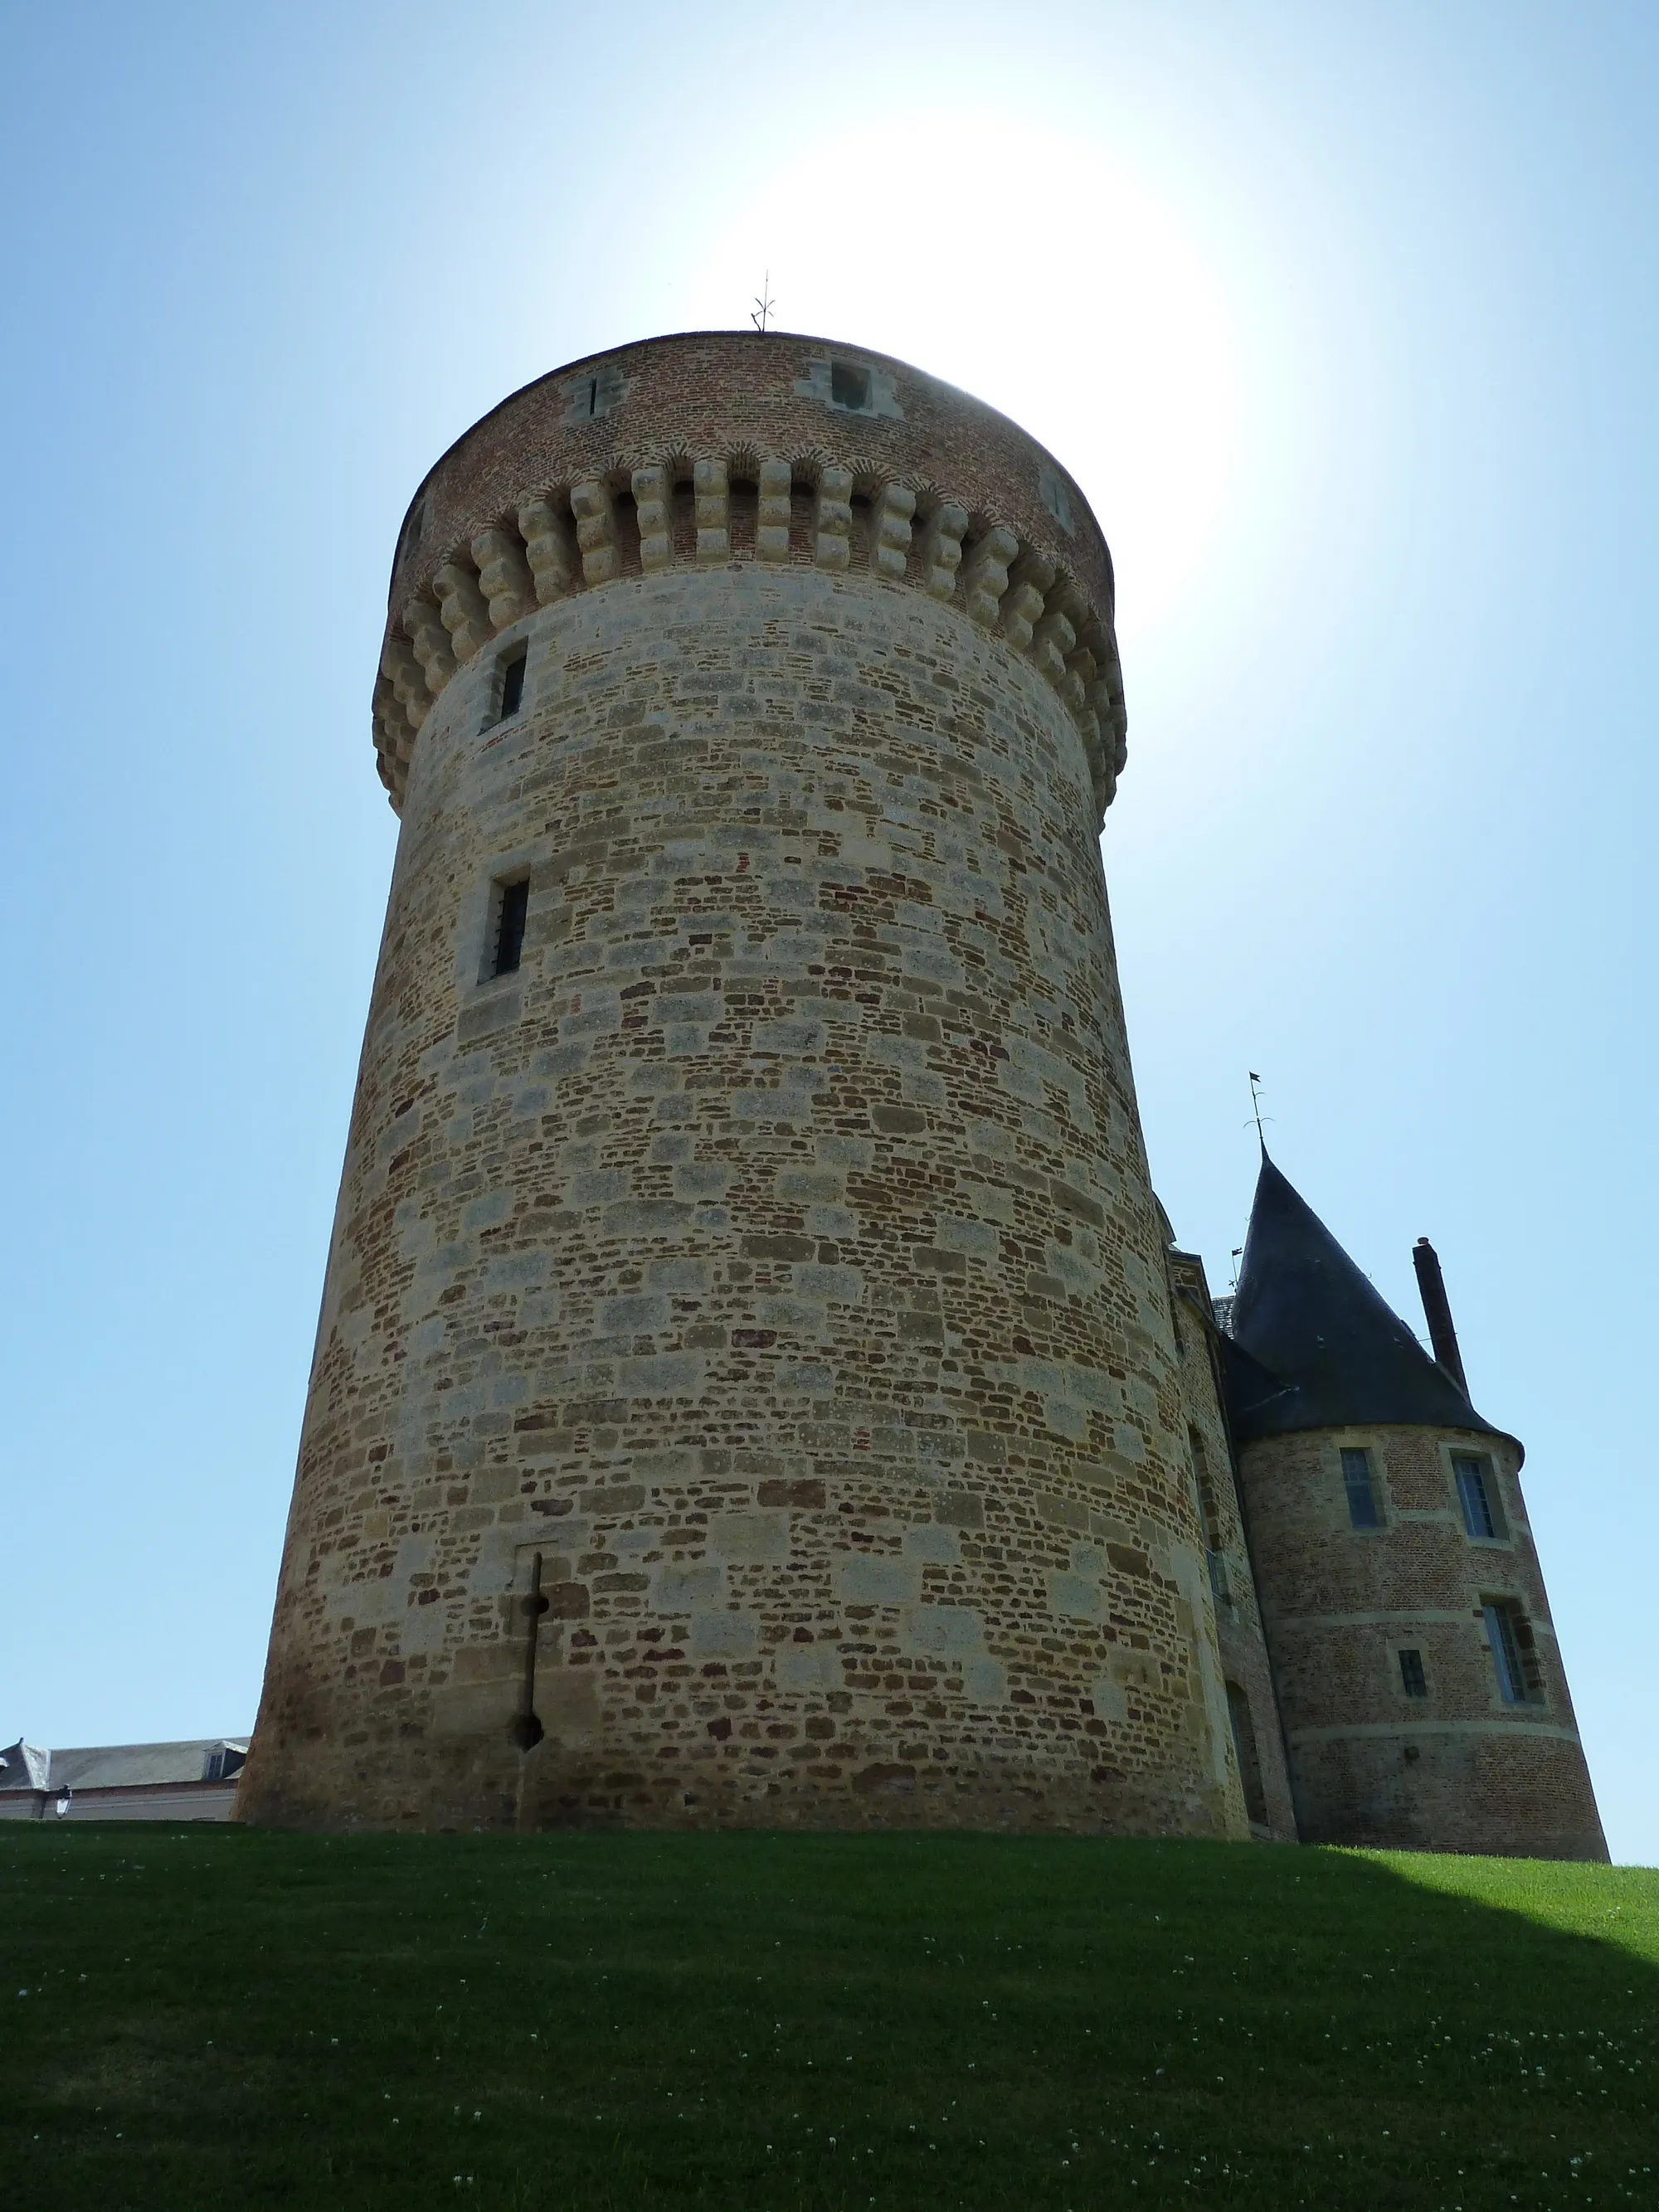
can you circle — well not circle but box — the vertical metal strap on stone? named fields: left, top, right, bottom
left=815, top=466, right=854, bottom=571
left=516, top=496, right=578, bottom=604
left=401, top=596, right=456, bottom=693
left=432, top=558, right=496, bottom=662
left=511, top=1553, right=548, bottom=1753
left=633, top=464, right=674, bottom=573
left=960, top=524, right=1020, bottom=626
left=380, top=632, right=431, bottom=728
left=471, top=527, right=536, bottom=630
left=571, top=478, right=619, bottom=585
left=871, top=483, right=916, bottom=579
left=693, top=458, right=730, bottom=565
left=999, top=549, right=1057, bottom=654
left=756, top=457, right=792, bottom=562
left=918, top=503, right=969, bottom=600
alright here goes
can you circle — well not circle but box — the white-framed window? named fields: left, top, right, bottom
left=1340, top=1445, right=1382, bottom=1529
left=1453, top=1451, right=1508, bottom=1542
left=1482, top=1599, right=1544, bottom=1704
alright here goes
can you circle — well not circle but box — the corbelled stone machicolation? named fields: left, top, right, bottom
left=370, top=338, right=1126, bottom=820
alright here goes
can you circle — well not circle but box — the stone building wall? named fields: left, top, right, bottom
left=1237, top=1422, right=1607, bottom=1860
left=1165, top=1251, right=1298, bottom=1843
left=236, top=334, right=1246, bottom=1839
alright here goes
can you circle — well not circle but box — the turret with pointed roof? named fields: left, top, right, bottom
left=1220, top=1155, right=1507, bottom=1447
left=1216, top=1150, right=1604, bottom=1860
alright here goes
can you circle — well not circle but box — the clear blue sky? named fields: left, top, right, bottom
left=2, top=1, right=1653, bottom=1860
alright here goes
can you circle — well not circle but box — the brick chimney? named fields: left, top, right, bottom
left=1412, top=1237, right=1469, bottom=1396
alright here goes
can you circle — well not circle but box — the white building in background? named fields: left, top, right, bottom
left=0, top=1738, right=247, bottom=1822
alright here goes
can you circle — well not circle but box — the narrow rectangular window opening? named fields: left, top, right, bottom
left=1340, top=1445, right=1381, bottom=1529
left=489, top=877, right=529, bottom=979
left=1189, top=1426, right=1232, bottom=1612
left=1398, top=1648, right=1428, bottom=1699
left=1483, top=1600, right=1543, bottom=1704
left=1454, top=1451, right=1506, bottom=1541
left=830, top=360, right=872, bottom=411
left=498, top=647, right=528, bottom=722
left=1224, top=1681, right=1269, bottom=1827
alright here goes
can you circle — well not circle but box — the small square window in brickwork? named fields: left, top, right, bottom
left=489, top=878, right=529, bottom=980
left=1454, top=1451, right=1507, bottom=1541
left=830, top=360, right=872, bottom=411
left=1341, top=1446, right=1381, bottom=1529
left=1399, top=1648, right=1428, bottom=1699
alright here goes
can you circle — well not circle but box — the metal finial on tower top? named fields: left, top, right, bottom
left=1247, top=1071, right=1272, bottom=1156
left=751, top=274, right=775, bottom=333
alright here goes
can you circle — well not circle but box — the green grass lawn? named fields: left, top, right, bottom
left=2, top=1827, right=1654, bottom=2210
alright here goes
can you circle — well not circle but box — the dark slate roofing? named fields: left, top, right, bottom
left=1222, top=1155, right=1501, bottom=1445
left=0, top=1739, right=248, bottom=1792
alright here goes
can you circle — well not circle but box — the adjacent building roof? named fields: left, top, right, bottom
left=1220, top=1155, right=1502, bottom=1446
left=0, top=1738, right=247, bottom=1792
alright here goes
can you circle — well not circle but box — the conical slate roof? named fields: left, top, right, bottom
left=1221, top=1155, right=1499, bottom=1445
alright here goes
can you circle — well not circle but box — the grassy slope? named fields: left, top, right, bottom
left=2, top=1829, right=1655, bottom=2211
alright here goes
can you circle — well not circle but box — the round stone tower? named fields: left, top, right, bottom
left=237, top=332, right=1246, bottom=1836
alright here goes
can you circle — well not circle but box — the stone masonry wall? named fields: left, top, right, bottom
left=238, top=361, right=1245, bottom=1833
left=1165, top=1251, right=1297, bottom=1843
left=1237, top=1423, right=1606, bottom=1860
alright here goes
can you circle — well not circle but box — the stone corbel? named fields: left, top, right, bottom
left=471, top=528, right=536, bottom=630
left=1032, top=584, right=1082, bottom=693
left=693, top=459, right=730, bottom=564
left=1065, top=644, right=1100, bottom=749
left=516, top=498, right=578, bottom=604
left=756, top=457, right=792, bottom=562
left=999, top=549, right=1057, bottom=655
left=570, top=479, right=619, bottom=585
left=380, top=633, right=431, bottom=728
left=401, top=596, right=456, bottom=692
left=633, top=465, right=674, bottom=573
left=960, top=525, right=1020, bottom=627
left=872, top=484, right=917, bottom=579
left=432, top=559, right=495, bottom=661
left=917, top=504, right=968, bottom=600
left=372, top=676, right=414, bottom=762
left=815, top=467, right=854, bottom=571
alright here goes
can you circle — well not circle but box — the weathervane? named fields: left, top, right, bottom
left=1247, top=1070, right=1272, bottom=1155
left=751, top=273, right=775, bottom=333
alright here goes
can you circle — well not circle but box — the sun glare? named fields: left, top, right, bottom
left=688, top=121, right=1241, bottom=643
